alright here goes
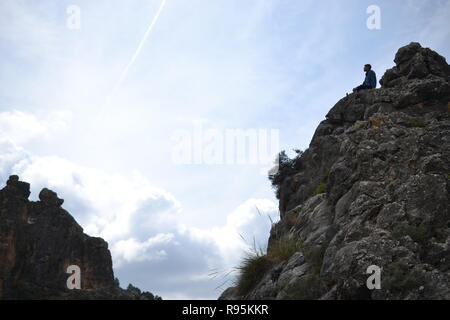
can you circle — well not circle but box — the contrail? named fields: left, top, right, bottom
left=114, top=0, right=167, bottom=91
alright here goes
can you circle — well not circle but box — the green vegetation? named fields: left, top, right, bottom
left=267, top=238, right=300, bottom=262
left=235, top=237, right=301, bottom=296
left=370, top=115, right=389, bottom=128
left=126, top=283, right=162, bottom=300
left=268, top=149, right=304, bottom=196
left=281, top=238, right=330, bottom=299
left=406, top=119, right=427, bottom=127
left=392, top=223, right=429, bottom=244
left=302, top=242, right=328, bottom=275
left=392, top=222, right=448, bottom=244
left=235, top=237, right=332, bottom=297
left=443, top=172, right=450, bottom=179
left=283, top=274, right=322, bottom=300
left=313, top=181, right=327, bottom=195
left=384, top=261, right=425, bottom=293
left=235, top=252, right=272, bottom=296
left=284, top=210, right=300, bottom=228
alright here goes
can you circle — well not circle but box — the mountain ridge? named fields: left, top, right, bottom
left=220, top=42, right=450, bottom=300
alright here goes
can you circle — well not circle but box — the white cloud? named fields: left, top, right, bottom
left=0, top=109, right=279, bottom=298
left=112, top=233, right=174, bottom=266
left=112, top=197, right=278, bottom=299
left=11, top=154, right=181, bottom=240
left=177, top=198, right=278, bottom=274
left=0, top=110, right=70, bottom=144
left=0, top=138, right=31, bottom=184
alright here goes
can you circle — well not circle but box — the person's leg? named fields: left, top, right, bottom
left=354, top=85, right=371, bottom=92
left=353, top=85, right=363, bottom=92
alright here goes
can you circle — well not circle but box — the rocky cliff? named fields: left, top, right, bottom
left=0, top=175, right=159, bottom=300
left=220, top=42, right=450, bottom=300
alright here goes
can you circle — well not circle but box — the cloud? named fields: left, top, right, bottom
left=113, top=198, right=278, bottom=299
left=112, top=231, right=223, bottom=299
left=185, top=198, right=279, bottom=268
left=112, top=233, right=174, bottom=266
left=0, top=108, right=279, bottom=299
left=11, top=154, right=182, bottom=240
left=0, top=109, right=70, bottom=144
left=0, top=139, right=30, bottom=184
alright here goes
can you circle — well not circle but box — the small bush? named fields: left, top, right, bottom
left=141, top=291, right=162, bottom=300
left=283, top=274, right=322, bottom=300
left=235, top=237, right=302, bottom=296
left=302, top=243, right=328, bottom=275
left=267, top=238, right=300, bottom=262
left=236, top=253, right=272, bottom=296
left=268, top=150, right=304, bottom=196
left=384, top=261, right=425, bottom=293
left=370, top=115, right=389, bottom=128
left=313, top=182, right=327, bottom=195
left=393, top=221, right=448, bottom=245
left=406, top=119, right=426, bottom=127
left=284, top=210, right=300, bottom=228
left=392, top=223, right=429, bottom=244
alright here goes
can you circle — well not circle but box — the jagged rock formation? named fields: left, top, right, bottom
left=0, top=175, right=159, bottom=300
left=220, top=42, right=450, bottom=300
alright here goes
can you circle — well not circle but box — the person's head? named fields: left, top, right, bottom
left=364, top=64, right=372, bottom=72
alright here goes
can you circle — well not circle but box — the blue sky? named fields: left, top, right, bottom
left=1, top=0, right=449, bottom=299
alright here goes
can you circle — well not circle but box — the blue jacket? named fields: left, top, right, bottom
left=363, top=69, right=377, bottom=88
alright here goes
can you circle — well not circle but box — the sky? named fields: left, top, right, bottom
left=0, top=0, right=449, bottom=299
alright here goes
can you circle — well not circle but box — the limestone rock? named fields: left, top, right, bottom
left=221, top=42, right=450, bottom=300
left=0, top=176, right=160, bottom=300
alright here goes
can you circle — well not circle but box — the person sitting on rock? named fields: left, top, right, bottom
left=353, top=64, right=377, bottom=92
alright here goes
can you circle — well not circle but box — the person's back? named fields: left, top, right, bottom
left=364, top=69, right=377, bottom=88
left=353, top=64, right=377, bottom=92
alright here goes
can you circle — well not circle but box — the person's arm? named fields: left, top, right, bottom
left=363, top=73, right=370, bottom=86
left=370, top=71, right=377, bottom=88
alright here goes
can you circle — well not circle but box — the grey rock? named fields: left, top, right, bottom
left=0, top=176, right=160, bottom=300
left=222, top=42, right=450, bottom=300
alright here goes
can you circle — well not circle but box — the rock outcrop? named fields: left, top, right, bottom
left=0, top=175, right=159, bottom=300
left=220, top=42, right=450, bottom=300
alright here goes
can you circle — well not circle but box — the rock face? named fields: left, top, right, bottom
left=0, top=175, right=159, bottom=300
left=220, top=42, right=450, bottom=300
